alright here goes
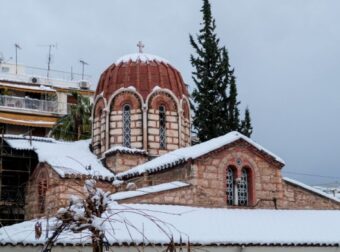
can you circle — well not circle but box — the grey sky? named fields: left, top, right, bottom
left=1, top=0, right=339, bottom=185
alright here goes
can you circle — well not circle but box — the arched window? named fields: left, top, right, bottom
left=226, top=166, right=235, bottom=205
left=38, top=180, right=47, bottom=213
left=123, top=104, right=131, bottom=148
left=238, top=168, right=249, bottom=206
left=159, top=105, right=166, bottom=149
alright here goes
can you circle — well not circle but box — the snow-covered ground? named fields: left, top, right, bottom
left=1, top=203, right=340, bottom=247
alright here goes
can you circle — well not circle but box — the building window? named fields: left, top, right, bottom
left=38, top=180, right=47, bottom=214
left=226, top=167, right=235, bottom=205
left=159, top=105, right=166, bottom=149
left=238, top=168, right=249, bottom=206
left=123, top=104, right=131, bottom=148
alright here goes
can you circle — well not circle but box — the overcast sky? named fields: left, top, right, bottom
left=1, top=0, right=340, bottom=185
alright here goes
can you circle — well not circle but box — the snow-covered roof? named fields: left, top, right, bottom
left=115, top=53, right=170, bottom=65
left=1, top=203, right=340, bottom=247
left=104, top=145, right=147, bottom=157
left=117, top=131, right=285, bottom=179
left=0, top=82, right=56, bottom=92
left=283, top=177, right=340, bottom=202
left=2, top=135, right=114, bottom=180
left=111, top=181, right=190, bottom=201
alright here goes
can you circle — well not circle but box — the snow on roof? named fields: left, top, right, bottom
left=111, top=181, right=189, bottom=201
left=104, top=145, right=147, bottom=157
left=283, top=177, right=340, bottom=202
left=0, top=82, right=56, bottom=92
left=314, top=186, right=340, bottom=200
left=115, top=53, right=170, bottom=65
left=3, top=135, right=114, bottom=180
left=117, top=131, right=284, bottom=179
left=1, top=203, right=340, bottom=246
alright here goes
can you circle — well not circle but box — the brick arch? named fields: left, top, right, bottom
left=110, top=91, right=142, bottom=111
left=148, top=92, right=177, bottom=111
left=219, top=151, right=258, bottom=207
left=181, top=98, right=190, bottom=119
left=94, top=98, right=105, bottom=118
left=241, top=165, right=256, bottom=206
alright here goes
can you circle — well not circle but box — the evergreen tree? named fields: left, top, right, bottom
left=51, top=92, right=92, bottom=141
left=240, top=107, right=253, bottom=137
left=190, top=0, right=253, bottom=141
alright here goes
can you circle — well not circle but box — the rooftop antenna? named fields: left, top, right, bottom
left=14, top=43, right=21, bottom=74
left=79, top=59, right=88, bottom=80
left=37, top=43, right=57, bottom=79
left=137, top=41, right=144, bottom=53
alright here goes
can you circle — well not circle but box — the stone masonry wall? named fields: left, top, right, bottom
left=105, top=152, right=148, bottom=174
left=282, top=181, right=340, bottom=209
left=118, top=186, right=195, bottom=205
left=189, top=141, right=284, bottom=208
left=125, top=163, right=191, bottom=188
left=25, top=164, right=116, bottom=220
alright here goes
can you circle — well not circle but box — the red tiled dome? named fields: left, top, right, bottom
left=95, top=53, right=189, bottom=100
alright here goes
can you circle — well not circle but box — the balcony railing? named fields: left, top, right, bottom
left=0, top=95, right=59, bottom=113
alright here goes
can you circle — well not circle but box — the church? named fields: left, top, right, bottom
left=0, top=50, right=339, bottom=251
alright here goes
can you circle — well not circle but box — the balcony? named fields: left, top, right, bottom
left=0, top=95, right=59, bottom=114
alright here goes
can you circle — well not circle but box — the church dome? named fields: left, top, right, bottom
left=95, top=52, right=189, bottom=100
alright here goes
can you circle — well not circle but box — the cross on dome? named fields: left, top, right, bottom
left=137, top=41, right=145, bottom=53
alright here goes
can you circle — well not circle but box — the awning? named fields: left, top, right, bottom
left=0, top=82, right=56, bottom=94
left=0, top=112, right=58, bottom=128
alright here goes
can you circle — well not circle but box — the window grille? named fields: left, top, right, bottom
left=159, top=105, right=166, bottom=149
left=123, top=104, right=131, bottom=148
left=226, top=167, right=234, bottom=205
left=238, top=168, right=249, bottom=206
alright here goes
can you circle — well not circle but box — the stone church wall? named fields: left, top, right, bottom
left=105, top=152, right=148, bottom=174
left=189, top=141, right=284, bottom=208
left=118, top=185, right=195, bottom=205
left=25, top=163, right=116, bottom=220
left=282, top=180, right=340, bottom=210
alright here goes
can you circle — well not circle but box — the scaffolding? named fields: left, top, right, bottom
left=0, top=126, right=38, bottom=226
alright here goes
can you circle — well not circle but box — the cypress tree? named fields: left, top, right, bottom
left=190, top=0, right=253, bottom=141
left=240, top=108, right=253, bottom=137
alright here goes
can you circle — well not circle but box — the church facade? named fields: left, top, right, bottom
left=0, top=52, right=339, bottom=225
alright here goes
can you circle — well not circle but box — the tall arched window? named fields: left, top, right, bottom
left=238, top=168, right=249, bottom=206
left=159, top=105, right=166, bottom=149
left=226, top=167, right=235, bottom=205
left=123, top=104, right=131, bottom=148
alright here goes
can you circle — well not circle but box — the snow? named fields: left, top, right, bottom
left=314, top=186, right=340, bottom=200
left=104, top=145, right=147, bottom=156
left=115, top=53, right=170, bottom=65
left=0, top=82, right=56, bottom=92
left=283, top=177, right=340, bottom=202
left=1, top=203, right=340, bottom=246
left=110, top=181, right=189, bottom=201
left=2, top=135, right=115, bottom=180
left=117, top=131, right=285, bottom=179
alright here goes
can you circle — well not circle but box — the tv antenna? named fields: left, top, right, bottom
left=14, top=43, right=21, bottom=74
left=38, top=43, right=57, bottom=79
left=79, top=59, right=89, bottom=80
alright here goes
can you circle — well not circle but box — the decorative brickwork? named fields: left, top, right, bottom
left=109, top=92, right=143, bottom=149
left=180, top=98, right=191, bottom=147
left=92, top=98, right=106, bottom=156
left=147, top=92, right=179, bottom=156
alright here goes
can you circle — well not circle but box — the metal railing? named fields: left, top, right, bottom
left=0, top=95, right=59, bottom=113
